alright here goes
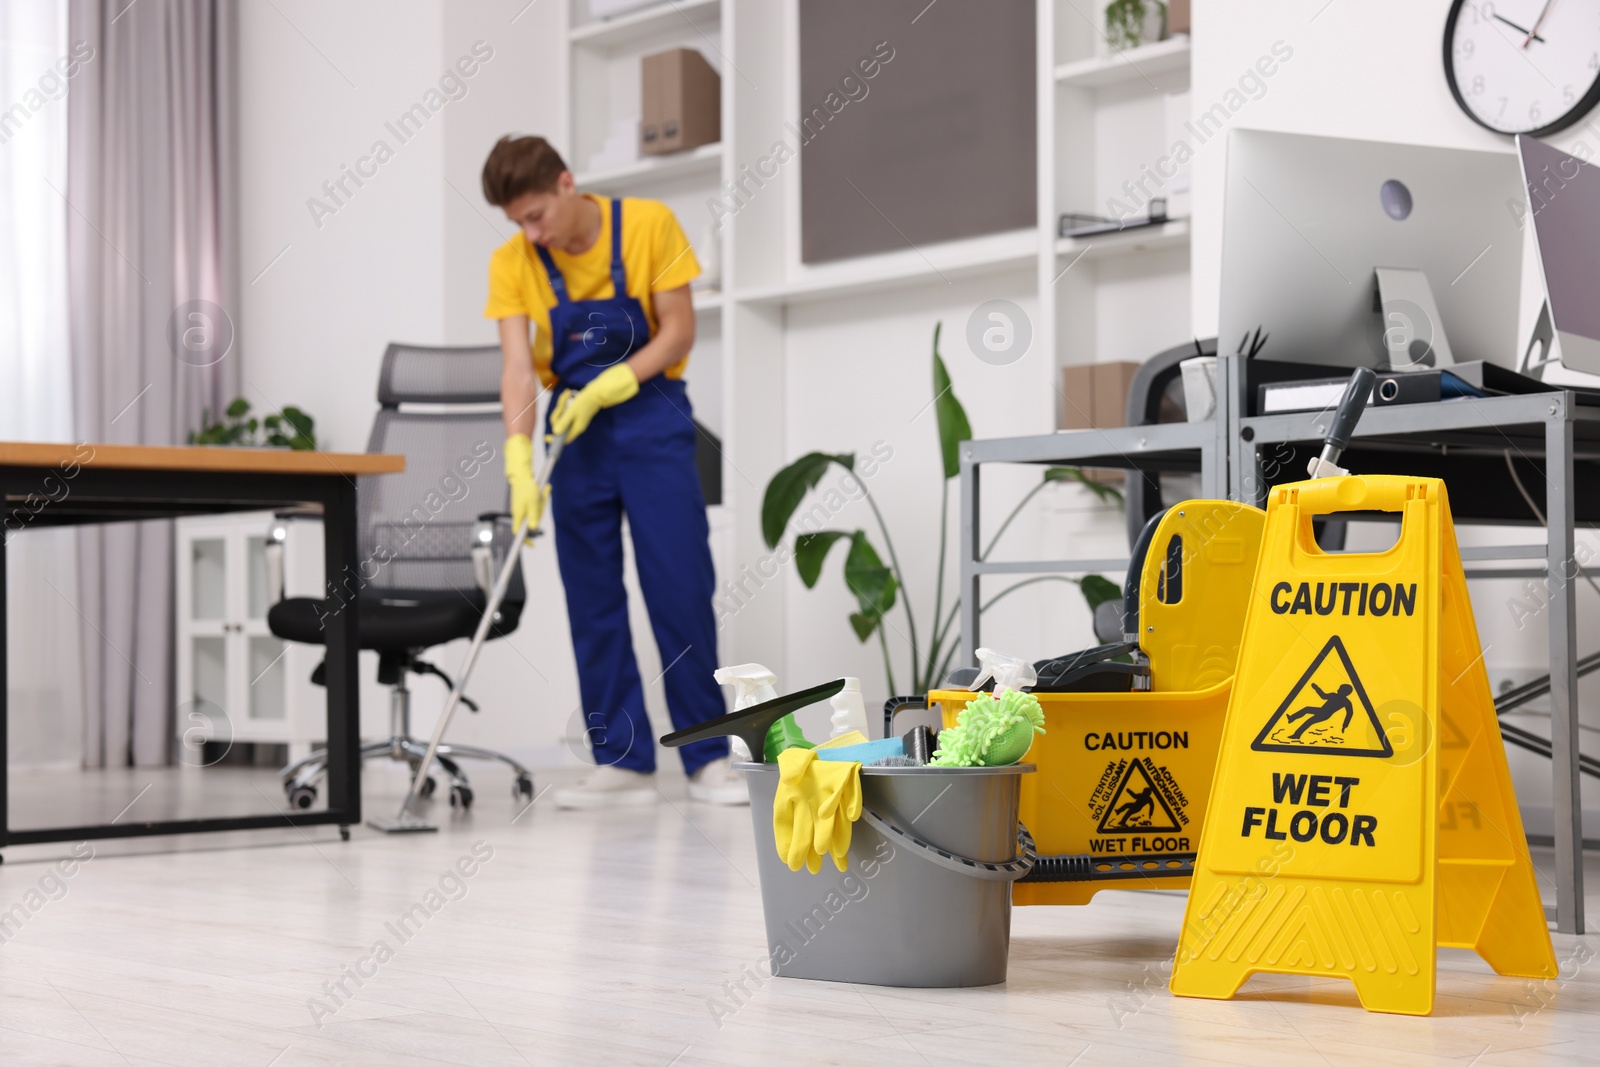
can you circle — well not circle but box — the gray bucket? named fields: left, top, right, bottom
left=741, top=761, right=1035, bottom=987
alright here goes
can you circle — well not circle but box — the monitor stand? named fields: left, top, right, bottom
left=1375, top=267, right=1455, bottom=371
left=1519, top=299, right=1557, bottom=380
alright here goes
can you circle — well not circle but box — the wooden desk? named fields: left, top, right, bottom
left=0, top=441, right=404, bottom=852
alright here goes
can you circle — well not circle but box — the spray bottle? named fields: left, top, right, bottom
left=827, top=677, right=870, bottom=739
left=928, top=647, right=1045, bottom=767
left=713, top=663, right=814, bottom=761
left=966, top=647, right=1038, bottom=695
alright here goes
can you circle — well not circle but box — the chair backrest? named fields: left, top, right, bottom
left=358, top=343, right=523, bottom=601
left=1124, top=337, right=1216, bottom=548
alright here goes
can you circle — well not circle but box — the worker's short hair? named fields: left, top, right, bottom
left=481, top=135, right=568, bottom=206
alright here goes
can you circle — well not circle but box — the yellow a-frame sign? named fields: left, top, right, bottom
left=1169, top=476, right=1556, bottom=1015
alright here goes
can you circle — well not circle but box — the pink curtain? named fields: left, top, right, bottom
left=67, top=0, right=240, bottom=767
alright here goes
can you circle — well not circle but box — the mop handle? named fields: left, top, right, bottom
left=398, top=435, right=566, bottom=813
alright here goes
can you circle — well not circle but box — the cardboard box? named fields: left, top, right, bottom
left=1060, top=361, right=1142, bottom=430
left=1167, top=0, right=1190, bottom=36
left=640, top=48, right=721, bottom=156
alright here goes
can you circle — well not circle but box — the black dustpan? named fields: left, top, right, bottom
left=660, top=679, right=847, bottom=762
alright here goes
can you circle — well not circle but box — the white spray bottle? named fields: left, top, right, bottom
left=966, top=647, right=1038, bottom=696
left=713, top=663, right=779, bottom=761
left=828, top=677, right=870, bottom=739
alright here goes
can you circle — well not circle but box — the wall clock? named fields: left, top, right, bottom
left=1444, top=0, right=1600, bottom=136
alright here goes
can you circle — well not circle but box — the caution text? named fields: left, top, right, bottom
left=1269, top=581, right=1417, bottom=617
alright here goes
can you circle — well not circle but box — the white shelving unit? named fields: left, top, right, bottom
left=560, top=0, right=1196, bottom=666
left=1046, top=5, right=1193, bottom=418
left=1054, top=35, right=1190, bottom=88
left=574, top=141, right=723, bottom=194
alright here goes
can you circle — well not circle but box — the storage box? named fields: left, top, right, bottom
left=1168, top=0, right=1191, bottom=36
left=1060, top=361, right=1141, bottom=430
left=640, top=48, right=721, bottom=156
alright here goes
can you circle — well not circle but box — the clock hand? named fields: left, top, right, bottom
left=1523, top=0, right=1555, bottom=49
left=1492, top=12, right=1546, bottom=43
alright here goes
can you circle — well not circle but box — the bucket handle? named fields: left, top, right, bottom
left=859, top=807, right=1037, bottom=883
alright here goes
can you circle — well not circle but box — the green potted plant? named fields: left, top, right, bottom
left=189, top=398, right=318, bottom=450
left=1105, top=0, right=1167, bottom=52
left=761, top=323, right=1122, bottom=697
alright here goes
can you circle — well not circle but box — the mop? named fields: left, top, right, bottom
left=369, top=435, right=565, bottom=833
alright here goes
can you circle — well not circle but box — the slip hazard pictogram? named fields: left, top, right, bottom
left=1252, top=635, right=1392, bottom=757
left=1095, top=758, right=1183, bottom=833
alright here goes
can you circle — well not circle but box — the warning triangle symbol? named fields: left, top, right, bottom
left=1251, top=635, right=1393, bottom=757
left=1096, top=759, right=1182, bottom=834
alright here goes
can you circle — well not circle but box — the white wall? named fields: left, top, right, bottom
left=1193, top=0, right=1600, bottom=823
left=239, top=0, right=579, bottom=767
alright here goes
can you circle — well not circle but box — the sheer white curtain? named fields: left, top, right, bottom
left=1, top=0, right=88, bottom=769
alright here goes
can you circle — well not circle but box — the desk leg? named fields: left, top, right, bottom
left=323, top=479, right=361, bottom=832
left=0, top=530, right=7, bottom=857
left=1546, top=402, right=1583, bottom=934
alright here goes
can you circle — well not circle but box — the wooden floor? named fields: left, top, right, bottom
left=0, top=765, right=1597, bottom=1066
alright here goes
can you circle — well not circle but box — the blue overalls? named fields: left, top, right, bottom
left=536, top=198, right=728, bottom=775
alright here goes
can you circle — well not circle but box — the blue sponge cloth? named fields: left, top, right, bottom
left=815, top=737, right=905, bottom=764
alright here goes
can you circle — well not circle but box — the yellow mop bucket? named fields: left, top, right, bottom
left=926, top=500, right=1265, bottom=906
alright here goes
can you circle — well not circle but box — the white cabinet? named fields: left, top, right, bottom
left=174, top=511, right=325, bottom=759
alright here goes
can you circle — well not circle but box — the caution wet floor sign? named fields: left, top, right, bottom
left=1169, top=476, right=1556, bottom=1016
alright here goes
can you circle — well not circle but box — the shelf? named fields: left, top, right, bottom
left=1054, top=36, right=1189, bottom=89
left=1054, top=218, right=1189, bottom=261
left=692, top=289, right=724, bottom=312
left=569, top=0, right=720, bottom=48
left=736, top=229, right=1038, bottom=307
left=575, top=143, right=722, bottom=193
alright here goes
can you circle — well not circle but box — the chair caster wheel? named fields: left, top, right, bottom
left=288, top=785, right=317, bottom=810
left=450, top=784, right=474, bottom=811
left=514, top=776, right=534, bottom=800
left=418, top=775, right=438, bottom=798
left=339, top=826, right=350, bottom=842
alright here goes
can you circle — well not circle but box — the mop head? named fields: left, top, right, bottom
left=868, top=755, right=923, bottom=767
left=929, top=688, right=1045, bottom=767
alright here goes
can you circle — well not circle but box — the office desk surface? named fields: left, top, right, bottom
left=0, top=440, right=405, bottom=476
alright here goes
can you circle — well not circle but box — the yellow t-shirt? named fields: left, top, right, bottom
left=483, top=194, right=700, bottom=389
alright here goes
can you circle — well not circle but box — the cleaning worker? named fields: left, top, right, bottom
left=481, top=135, right=742, bottom=808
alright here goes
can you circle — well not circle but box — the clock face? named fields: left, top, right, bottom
left=1445, top=0, right=1600, bottom=136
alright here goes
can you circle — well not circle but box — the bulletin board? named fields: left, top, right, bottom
left=798, top=0, right=1036, bottom=264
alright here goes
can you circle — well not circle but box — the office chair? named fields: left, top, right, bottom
left=1123, top=338, right=1210, bottom=550
left=265, top=343, right=534, bottom=811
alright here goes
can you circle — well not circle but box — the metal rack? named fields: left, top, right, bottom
left=961, top=355, right=1596, bottom=935
left=958, top=419, right=1224, bottom=663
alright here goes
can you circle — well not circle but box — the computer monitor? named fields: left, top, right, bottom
left=1517, top=134, right=1600, bottom=377
left=1219, top=130, right=1525, bottom=371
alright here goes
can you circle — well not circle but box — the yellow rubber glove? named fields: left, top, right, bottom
left=772, top=748, right=863, bottom=874
left=503, top=434, right=548, bottom=540
left=550, top=363, right=639, bottom=442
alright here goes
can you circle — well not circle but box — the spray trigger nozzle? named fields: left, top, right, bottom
left=967, top=647, right=1037, bottom=694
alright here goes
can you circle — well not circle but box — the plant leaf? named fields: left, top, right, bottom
left=794, top=531, right=851, bottom=588
left=932, top=324, right=972, bottom=480
left=1043, top=465, right=1125, bottom=506
left=844, top=531, right=897, bottom=618
left=1079, top=574, right=1122, bottom=611
left=226, top=397, right=250, bottom=418
left=760, top=451, right=854, bottom=548
left=282, top=407, right=314, bottom=437
left=848, top=612, right=879, bottom=642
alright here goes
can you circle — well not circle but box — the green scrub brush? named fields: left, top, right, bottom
left=930, top=648, right=1045, bottom=767
left=930, top=688, right=1045, bottom=767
